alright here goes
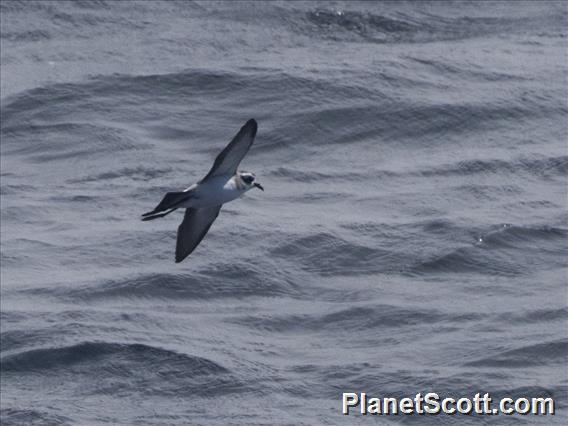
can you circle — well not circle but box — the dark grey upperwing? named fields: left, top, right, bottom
left=175, top=206, right=222, bottom=263
left=142, top=192, right=193, bottom=217
left=201, top=119, right=257, bottom=181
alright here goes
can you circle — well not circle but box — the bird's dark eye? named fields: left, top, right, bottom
left=242, top=175, right=254, bottom=184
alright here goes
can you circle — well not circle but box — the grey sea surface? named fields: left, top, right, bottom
left=1, top=1, right=567, bottom=424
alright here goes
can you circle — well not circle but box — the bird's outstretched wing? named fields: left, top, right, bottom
left=175, top=206, right=222, bottom=263
left=201, top=119, right=257, bottom=181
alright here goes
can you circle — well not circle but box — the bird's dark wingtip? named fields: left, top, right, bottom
left=244, top=119, right=257, bottom=136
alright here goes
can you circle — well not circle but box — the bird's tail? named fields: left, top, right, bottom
left=142, top=192, right=193, bottom=218
left=141, top=208, right=177, bottom=221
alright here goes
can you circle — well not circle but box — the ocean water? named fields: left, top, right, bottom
left=1, top=1, right=567, bottom=424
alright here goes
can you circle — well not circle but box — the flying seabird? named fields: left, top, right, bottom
left=142, top=119, right=263, bottom=263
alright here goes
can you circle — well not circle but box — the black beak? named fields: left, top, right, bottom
left=254, top=182, right=264, bottom=191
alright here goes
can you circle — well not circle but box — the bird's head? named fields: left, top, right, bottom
left=238, top=171, right=264, bottom=192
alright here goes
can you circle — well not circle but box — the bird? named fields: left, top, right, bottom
left=142, top=119, right=264, bottom=263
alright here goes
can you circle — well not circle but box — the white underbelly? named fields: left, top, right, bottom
left=180, top=177, right=244, bottom=208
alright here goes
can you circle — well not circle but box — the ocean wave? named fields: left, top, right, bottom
left=1, top=329, right=59, bottom=355
left=0, top=319, right=127, bottom=355
left=464, top=339, right=568, bottom=367
left=419, top=156, right=568, bottom=178
left=3, top=65, right=561, bottom=167
left=0, top=183, right=37, bottom=195
left=0, top=29, right=51, bottom=42
left=1, top=121, right=139, bottom=162
left=306, top=9, right=417, bottom=43
left=1, top=341, right=248, bottom=398
left=477, top=224, right=567, bottom=249
left=1, top=341, right=227, bottom=375
left=485, top=385, right=565, bottom=405
left=302, top=7, right=554, bottom=44
left=231, top=304, right=481, bottom=333
left=0, top=408, right=71, bottom=426
left=0, top=0, right=54, bottom=13
left=283, top=99, right=559, bottom=148
left=68, top=166, right=173, bottom=183
left=405, top=56, right=530, bottom=83
left=498, top=307, right=568, bottom=325
left=413, top=224, right=567, bottom=276
left=268, top=167, right=364, bottom=183
left=270, top=232, right=407, bottom=276
left=414, top=244, right=520, bottom=276
left=61, top=264, right=300, bottom=301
